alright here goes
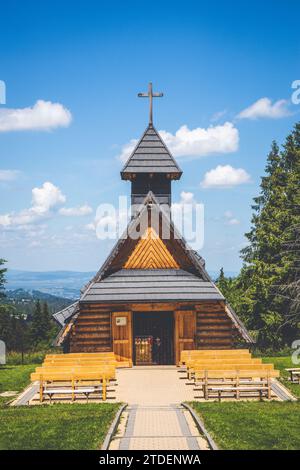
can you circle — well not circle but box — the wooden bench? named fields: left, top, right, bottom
left=285, top=368, right=300, bottom=383
left=38, top=373, right=109, bottom=403
left=185, top=357, right=262, bottom=372
left=186, top=362, right=275, bottom=381
left=180, top=349, right=251, bottom=365
left=193, top=364, right=278, bottom=381
left=194, top=370, right=272, bottom=401
left=31, top=366, right=116, bottom=382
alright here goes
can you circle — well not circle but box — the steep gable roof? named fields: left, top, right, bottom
left=121, top=124, right=182, bottom=179
left=87, top=191, right=208, bottom=284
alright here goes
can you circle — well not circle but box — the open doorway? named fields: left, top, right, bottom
left=133, top=311, right=174, bottom=365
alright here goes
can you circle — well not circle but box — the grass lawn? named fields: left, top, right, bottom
left=191, top=401, right=300, bottom=450
left=262, top=356, right=300, bottom=398
left=0, top=364, right=120, bottom=450
left=0, top=364, right=36, bottom=396
left=0, top=403, right=120, bottom=450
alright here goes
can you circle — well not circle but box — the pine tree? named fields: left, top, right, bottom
left=30, top=300, right=52, bottom=346
left=216, top=268, right=242, bottom=314
left=239, top=124, right=300, bottom=348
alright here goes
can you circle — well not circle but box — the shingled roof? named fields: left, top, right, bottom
left=121, top=124, right=182, bottom=179
left=81, top=269, right=224, bottom=303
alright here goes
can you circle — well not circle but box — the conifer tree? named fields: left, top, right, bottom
left=239, top=124, right=300, bottom=348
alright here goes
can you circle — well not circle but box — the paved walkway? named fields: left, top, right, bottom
left=110, top=367, right=208, bottom=450
left=115, top=366, right=195, bottom=404
left=110, top=404, right=208, bottom=450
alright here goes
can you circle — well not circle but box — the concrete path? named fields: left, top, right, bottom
left=115, top=366, right=195, bottom=405
left=110, top=404, right=208, bottom=450
left=110, top=367, right=208, bottom=450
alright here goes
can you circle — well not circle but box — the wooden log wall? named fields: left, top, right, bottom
left=67, top=301, right=237, bottom=354
left=195, top=302, right=234, bottom=349
left=69, top=303, right=112, bottom=353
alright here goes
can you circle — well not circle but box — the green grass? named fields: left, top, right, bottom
left=0, top=364, right=36, bottom=395
left=191, top=401, right=300, bottom=450
left=0, top=403, right=120, bottom=450
left=0, top=364, right=120, bottom=450
left=262, top=356, right=300, bottom=398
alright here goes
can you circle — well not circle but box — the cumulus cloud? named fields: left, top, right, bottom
left=0, top=169, right=20, bottom=181
left=201, top=165, right=251, bottom=189
left=237, top=97, right=291, bottom=120
left=0, top=181, right=66, bottom=227
left=0, top=100, right=72, bottom=132
left=59, top=205, right=93, bottom=217
left=32, top=181, right=66, bottom=214
left=119, top=122, right=239, bottom=162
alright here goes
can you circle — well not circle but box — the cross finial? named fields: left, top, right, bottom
left=138, top=82, right=163, bottom=125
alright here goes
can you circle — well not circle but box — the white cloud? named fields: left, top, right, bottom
left=32, top=181, right=66, bottom=214
left=59, top=205, right=93, bottom=217
left=201, top=165, right=251, bottom=189
left=210, top=109, right=227, bottom=122
left=119, top=122, right=239, bottom=162
left=0, top=181, right=66, bottom=228
left=0, top=100, right=72, bottom=132
left=224, top=210, right=240, bottom=225
left=119, top=138, right=139, bottom=163
left=0, top=169, right=20, bottom=181
left=237, top=97, right=291, bottom=120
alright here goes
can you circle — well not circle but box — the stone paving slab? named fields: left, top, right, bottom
left=115, top=366, right=195, bottom=405
left=111, top=404, right=203, bottom=450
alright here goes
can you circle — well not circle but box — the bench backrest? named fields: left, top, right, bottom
left=44, top=359, right=117, bottom=366
left=45, top=353, right=115, bottom=359
left=195, top=369, right=275, bottom=379
left=181, top=349, right=251, bottom=362
left=186, top=358, right=262, bottom=367
left=195, top=368, right=279, bottom=379
left=31, top=369, right=115, bottom=382
left=191, top=363, right=275, bottom=371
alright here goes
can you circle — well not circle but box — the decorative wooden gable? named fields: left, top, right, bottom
left=124, top=227, right=179, bottom=269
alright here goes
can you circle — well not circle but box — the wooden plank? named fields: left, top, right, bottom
left=174, top=310, right=196, bottom=365
left=111, top=311, right=132, bottom=366
left=124, top=227, right=179, bottom=269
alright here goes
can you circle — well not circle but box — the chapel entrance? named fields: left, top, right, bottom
left=133, top=312, right=174, bottom=365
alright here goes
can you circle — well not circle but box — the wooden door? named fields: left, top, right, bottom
left=112, top=312, right=132, bottom=367
left=174, top=310, right=196, bottom=365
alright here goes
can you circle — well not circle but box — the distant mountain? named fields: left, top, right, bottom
left=5, top=268, right=238, bottom=299
left=4, top=289, right=73, bottom=316
left=5, top=270, right=96, bottom=299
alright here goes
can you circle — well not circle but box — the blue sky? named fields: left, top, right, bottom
left=0, top=0, right=299, bottom=273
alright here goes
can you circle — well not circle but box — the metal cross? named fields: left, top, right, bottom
left=138, top=82, right=163, bottom=125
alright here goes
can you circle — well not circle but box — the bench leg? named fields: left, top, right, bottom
left=102, top=378, right=107, bottom=401
left=218, top=390, right=221, bottom=402
left=39, top=382, right=43, bottom=403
